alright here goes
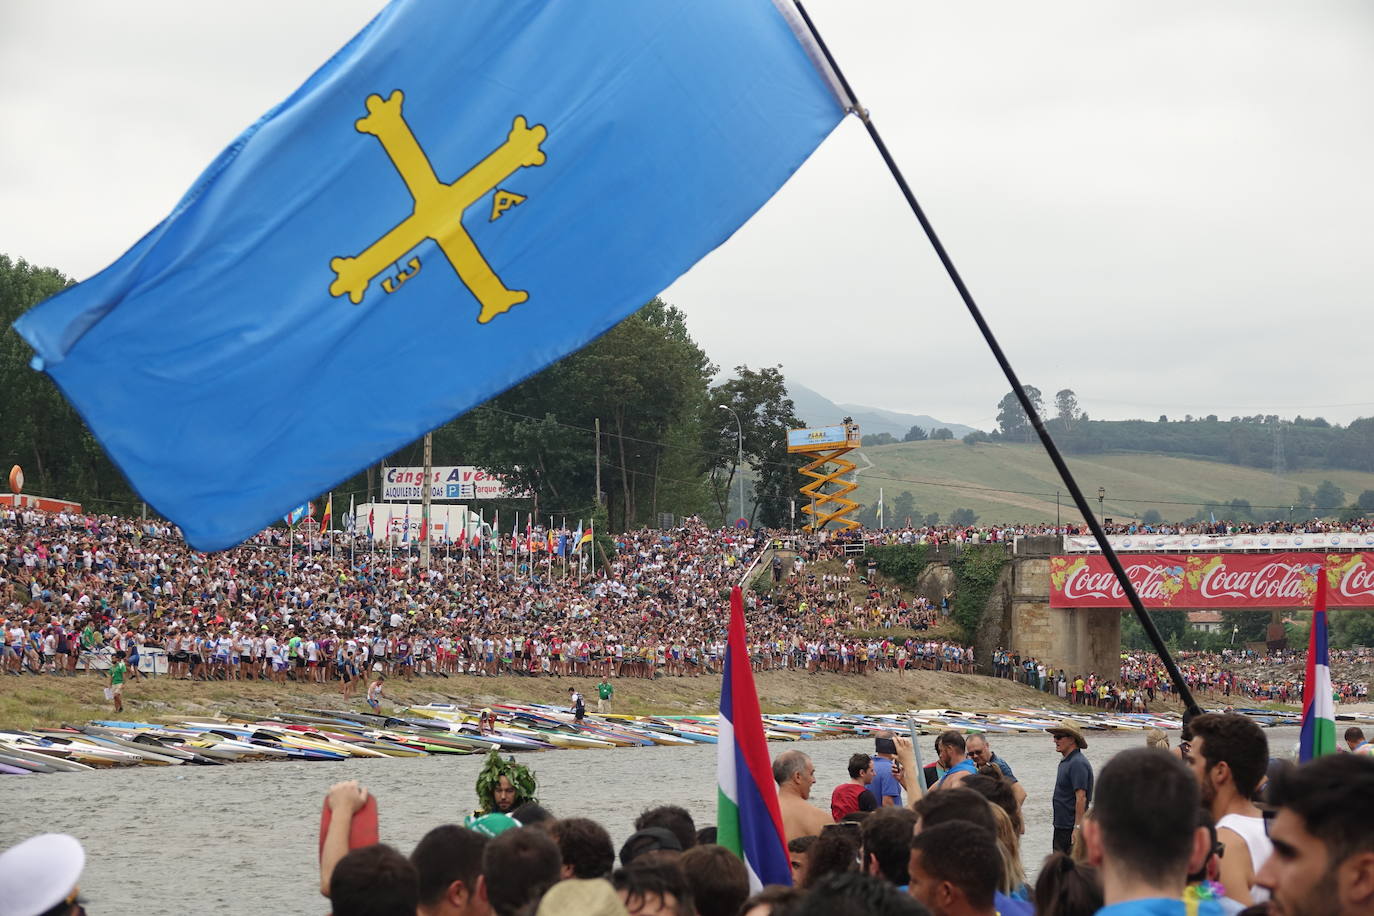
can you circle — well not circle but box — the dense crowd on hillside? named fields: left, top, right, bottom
left=0, top=506, right=968, bottom=685
left=2, top=506, right=1370, bottom=710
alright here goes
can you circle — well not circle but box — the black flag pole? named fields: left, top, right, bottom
left=792, top=1, right=1201, bottom=717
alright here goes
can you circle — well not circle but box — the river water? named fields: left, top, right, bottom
left=1, top=725, right=1302, bottom=915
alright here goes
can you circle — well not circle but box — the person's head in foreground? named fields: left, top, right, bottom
left=0, top=833, right=86, bottom=916
left=679, top=844, right=747, bottom=916
left=1257, top=753, right=1374, bottom=916
left=908, top=821, right=1000, bottom=916
left=1082, top=747, right=1208, bottom=907
left=410, top=824, right=489, bottom=916
left=481, top=826, right=561, bottom=916
left=795, top=871, right=930, bottom=916
left=612, top=853, right=693, bottom=916
left=330, top=843, right=419, bottom=916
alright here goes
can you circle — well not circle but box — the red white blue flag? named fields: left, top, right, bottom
left=717, top=586, right=790, bottom=889
left=1300, top=567, right=1336, bottom=760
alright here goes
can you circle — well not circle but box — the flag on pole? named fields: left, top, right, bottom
left=572, top=521, right=583, bottom=547
left=717, top=586, right=790, bottom=890
left=367, top=507, right=375, bottom=541
left=284, top=502, right=311, bottom=526
left=13, top=1, right=845, bottom=553
left=1300, top=567, right=1336, bottom=761
left=402, top=504, right=411, bottom=543
left=321, top=493, right=333, bottom=532
left=347, top=494, right=355, bottom=535
left=579, top=524, right=593, bottom=548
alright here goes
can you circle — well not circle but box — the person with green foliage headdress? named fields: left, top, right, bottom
left=475, top=749, right=538, bottom=815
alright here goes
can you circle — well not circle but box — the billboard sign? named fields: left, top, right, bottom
left=1050, top=551, right=1374, bottom=608
left=383, top=466, right=524, bottom=501
left=786, top=426, right=851, bottom=451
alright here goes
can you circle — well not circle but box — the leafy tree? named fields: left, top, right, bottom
left=996, top=386, right=1044, bottom=441
left=948, top=507, right=978, bottom=526
left=1055, top=389, right=1080, bottom=426
left=962, top=430, right=990, bottom=446
left=903, top=425, right=928, bottom=442
left=707, top=364, right=805, bottom=528
left=1314, top=480, right=1346, bottom=516
left=0, top=255, right=140, bottom=513
left=1227, top=498, right=1253, bottom=521
left=1141, top=509, right=1163, bottom=526
left=930, top=428, right=954, bottom=440
left=923, top=512, right=941, bottom=526
left=860, top=432, right=898, bottom=447
left=1357, top=490, right=1374, bottom=511
left=1221, top=611, right=1271, bottom=645
left=1331, top=609, right=1374, bottom=649
left=891, top=491, right=916, bottom=525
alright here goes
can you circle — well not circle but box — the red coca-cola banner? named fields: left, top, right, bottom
left=1049, top=552, right=1374, bottom=608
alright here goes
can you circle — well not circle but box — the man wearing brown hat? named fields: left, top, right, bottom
left=1048, top=720, right=1093, bottom=855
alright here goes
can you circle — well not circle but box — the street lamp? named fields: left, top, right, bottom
left=1097, top=487, right=1106, bottom=526
left=719, top=404, right=744, bottom=525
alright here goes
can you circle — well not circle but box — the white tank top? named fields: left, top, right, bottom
left=1217, top=812, right=1273, bottom=903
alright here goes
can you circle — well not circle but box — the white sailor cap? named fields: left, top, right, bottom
left=0, top=833, right=85, bottom=916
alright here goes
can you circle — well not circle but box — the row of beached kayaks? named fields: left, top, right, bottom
left=8, top=702, right=1345, bottom=775
left=0, top=702, right=1198, bottom=775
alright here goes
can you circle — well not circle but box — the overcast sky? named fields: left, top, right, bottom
left=4, top=1, right=1372, bottom=432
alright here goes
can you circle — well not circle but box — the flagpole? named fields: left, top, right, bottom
left=791, top=0, right=1199, bottom=717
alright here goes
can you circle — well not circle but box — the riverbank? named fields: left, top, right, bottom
left=0, top=668, right=1128, bottom=731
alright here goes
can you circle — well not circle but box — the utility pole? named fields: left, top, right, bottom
left=420, top=432, right=432, bottom=569
left=594, top=417, right=602, bottom=506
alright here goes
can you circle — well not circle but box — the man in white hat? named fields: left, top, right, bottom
left=0, top=833, right=86, bottom=916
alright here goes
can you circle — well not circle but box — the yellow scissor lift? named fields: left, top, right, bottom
left=787, top=420, right=863, bottom=532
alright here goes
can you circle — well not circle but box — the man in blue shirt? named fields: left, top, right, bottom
left=871, top=731, right=904, bottom=807
left=966, top=733, right=1028, bottom=810
left=1050, top=722, right=1093, bottom=854
left=933, top=731, right=977, bottom=790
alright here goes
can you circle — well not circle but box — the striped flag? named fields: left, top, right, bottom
left=321, top=493, right=333, bottom=532
left=717, top=586, right=790, bottom=890
left=1300, top=567, right=1336, bottom=761
left=402, top=504, right=411, bottom=543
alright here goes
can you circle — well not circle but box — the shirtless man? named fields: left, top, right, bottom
left=773, top=750, right=834, bottom=843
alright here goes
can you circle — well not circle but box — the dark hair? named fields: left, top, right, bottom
left=634, top=804, right=697, bottom=851
left=910, top=822, right=999, bottom=910
left=860, top=806, right=917, bottom=885
left=741, top=885, right=805, bottom=916
left=695, top=826, right=717, bottom=846
left=1267, top=754, right=1374, bottom=865
left=1189, top=713, right=1269, bottom=797
left=1345, top=726, right=1365, bottom=743
left=510, top=801, right=553, bottom=827
left=801, top=828, right=859, bottom=889
left=793, top=871, right=928, bottom=916
left=481, top=826, right=561, bottom=916
left=848, top=753, right=873, bottom=779
left=612, top=854, right=693, bottom=916
left=1093, top=748, right=1199, bottom=885
left=936, top=730, right=965, bottom=753
left=409, top=825, right=488, bottom=907
left=962, top=773, right=1022, bottom=835
left=1033, top=853, right=1103, bottom=916
left=680, top=844, right=748, bottom=916
left=788, top=834, right=818, bottom=854
left=1186, top=810, right=1219, bottom=885
left=329, top=843, right=419, bottom=916
left=913, top=786, right=996, bottom=835
left=547, top=817, right=614, bottom=879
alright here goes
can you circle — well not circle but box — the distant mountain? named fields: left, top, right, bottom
left=787, top=382, right=978, bottom=440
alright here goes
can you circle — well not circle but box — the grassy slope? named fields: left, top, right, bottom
left=853, top=440, right=1374, bottom=524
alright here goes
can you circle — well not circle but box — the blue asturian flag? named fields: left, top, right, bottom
left=14, top=1, right=845, bottom=551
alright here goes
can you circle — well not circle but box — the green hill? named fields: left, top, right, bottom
left=847, top=440, right=1374, bottom=525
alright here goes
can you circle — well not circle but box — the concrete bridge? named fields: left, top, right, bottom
left=897, top=536, right=1123, bottom=679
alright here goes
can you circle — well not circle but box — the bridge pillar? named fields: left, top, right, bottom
left=1010, top=538, right=1120, bottom=680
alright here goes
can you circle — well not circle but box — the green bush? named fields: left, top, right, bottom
left=948, top=545, right=1008, bottom=641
